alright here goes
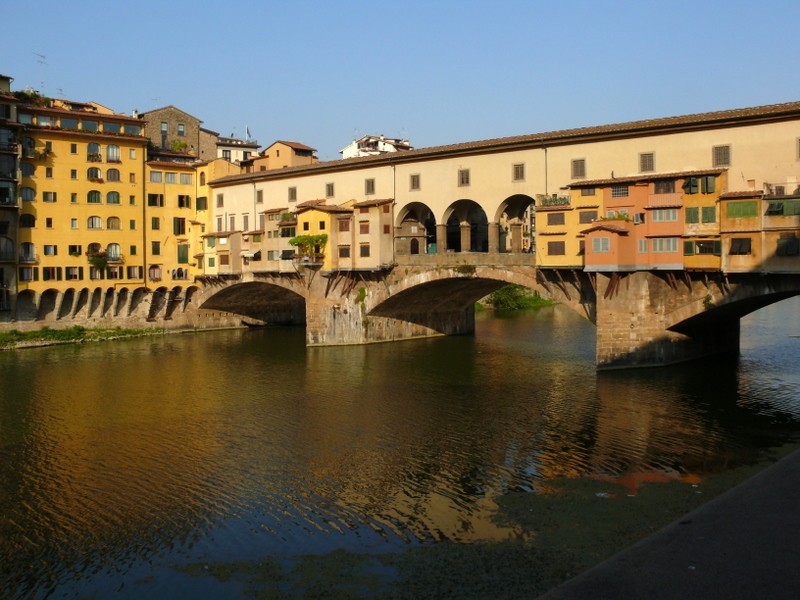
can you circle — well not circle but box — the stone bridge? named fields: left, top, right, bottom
left=195, top=253, right=800, bottom=369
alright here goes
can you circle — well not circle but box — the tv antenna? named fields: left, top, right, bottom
left=33, top=52, right=47, bottom=93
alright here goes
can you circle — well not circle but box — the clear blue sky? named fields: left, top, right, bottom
left=5, top=0, right=800, bottom=161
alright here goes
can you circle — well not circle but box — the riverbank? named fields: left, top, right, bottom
left=169, top=443, right=799, bottom=598
left=0, top=325, right=169, bottom=350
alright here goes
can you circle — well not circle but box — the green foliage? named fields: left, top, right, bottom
left=170, top=140, right=189, bottom=152
left=289, top=234, right=328, bottom=257
left=13, top=90, right=50, bottom=107
left=86, top=251, right=108, bottom=270
left=488, top=285, right=554, bottom=311
left=454, top=265, right=476, bottom=275
left=0, top=326, right=159, bottom=348
left=356, top=287, right=367, bottom=303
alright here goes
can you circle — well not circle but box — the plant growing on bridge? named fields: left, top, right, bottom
left=289, top=234, right=328, bottom=259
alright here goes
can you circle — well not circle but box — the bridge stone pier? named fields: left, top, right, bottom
left=196, top=257, right=799, bottom=370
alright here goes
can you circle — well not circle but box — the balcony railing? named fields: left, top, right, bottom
left=19, top=254, right=38, bottom=264
left=646, top=192, right=683, bottom=208
left=0, top=252, right=15, bottom=262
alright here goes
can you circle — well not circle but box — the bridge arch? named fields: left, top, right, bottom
left=200, top=281, right=307, bottom=325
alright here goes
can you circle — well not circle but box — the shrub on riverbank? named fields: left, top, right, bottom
left=480, top=284, right=554, bottom=311
left=0, top=326, right=162, bottom=348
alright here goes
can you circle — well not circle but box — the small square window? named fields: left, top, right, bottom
left=513, top=163, right=525, bottom=181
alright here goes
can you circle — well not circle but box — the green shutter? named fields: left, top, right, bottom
left=701, top=206, right=716, bottom=223
left=685, top=207, right=700, bottom=223
left=713, top=240, right=722, bottom=256
left=177, top=245, right=189, bottom=264
left=701, top=175, right=716, bottom=193
left=683, top=241, right=695, bottom=256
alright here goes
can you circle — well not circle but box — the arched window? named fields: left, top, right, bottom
left=148, top=265, right=162, bottom=280
left=21, top=137, right=35, bottom=157
left=87, top=242, right=102, bottom=254
left=87, top=167, right=101, bottom=181
left=19, top=242, right=35, bottom=261
left=87, top=142, right=101, bottom=162
left=200, top=172, right=206, bottom=186
left=87, top=190, right=101, bottom=204
left=106, top=168, right=120, bottom=182
left=410, top=238, right=420, bottom=255
left=106, top=191, right=120, bottom=204
left=107, top=216, right=121, bottom=230
left=19, top=214, right=35, bottom=228
left=20, top=187, right=35, bottom=201
left=20, top=162, right=35, bottom=177
left=88, top=216, right=102, bottom=230
left=107, top=243, right=121, bottom=260
left=106, top=145, right=120, bottom=162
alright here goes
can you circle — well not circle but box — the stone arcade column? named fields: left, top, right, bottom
left=460, top=222, right=471, bottom=252
left=436, top=223, right=447, bottom=253
left=488, top=222, right=500, bottom=253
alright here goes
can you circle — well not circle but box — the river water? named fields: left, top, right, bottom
left=1, top=299, right=800, bottom=598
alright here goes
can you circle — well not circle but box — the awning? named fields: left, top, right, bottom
left=241, top=249, right=261, bottom=259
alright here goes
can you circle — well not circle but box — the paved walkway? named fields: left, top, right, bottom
left=537, top=448, right=800, bottom=599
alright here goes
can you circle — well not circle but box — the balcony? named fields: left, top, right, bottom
left=107, top=253, right=124, bottom=264
left=764, top=182, right=800, bottom=198
left=0, top=252, right=15, bottom=262
left=0, top=143, right=18, bottom=153
left=19, top=254, right=39, bottom=264
left=87, top=153, right=103, bottom=162
left=646, top=192, right=683, bottom=208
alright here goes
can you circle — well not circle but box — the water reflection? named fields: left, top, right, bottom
left=1, top=299, right=799, bottom=597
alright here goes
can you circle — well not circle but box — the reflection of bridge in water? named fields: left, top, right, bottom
left=197, top=250, right=800, bottom=370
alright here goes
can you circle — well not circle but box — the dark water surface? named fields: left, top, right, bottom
left=1, top=299, right=799, bottom=598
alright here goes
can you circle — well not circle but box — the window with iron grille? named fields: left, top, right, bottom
left=410, top=174, right=420, bottom=191
left=640, top=152, right=655, bottom=173
left=458, top=169, right=470, bottom=186
left=513, top=163, right=525, bottom=181
left=712, top=145, right=731, bottom=167
left=571, top=159, right=586, bottom=179
left=611, top=184, right=628, bottom=197
left=365, top=178, right=375, bottom=195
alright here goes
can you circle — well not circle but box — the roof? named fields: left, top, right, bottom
left=210, top=100, right=800, bottom=188
left=268, top=140, right=317, bottom=152
left=568, top=169, right=727, bottom=188
left=580, top=222, right=631, bottom=235
left=140, top=105, right=204, bottom=123
left=719, top=191, right=763, bottom=199
left=296, top=203, right=353, bottom=215
left=261, top=207, right=289, bottom=214
left=352, top=198, right=394, bottom=208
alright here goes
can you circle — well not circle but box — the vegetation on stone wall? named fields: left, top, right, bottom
left=289, top=234, right=328, bottom=258
left=0, top=326, right=163, bottom=349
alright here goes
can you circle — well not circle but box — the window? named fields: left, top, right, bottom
left=196, top=196, right=208, bottom=210
left=45, top=167, right=52, bottom=178
left=571, top=158, right=586, bottom=179
left=360, top=221, right=370, bottom=234
left=547, top=213, right=565, bottom=226
left=652, top=237, right=678, bottom=253
left=640, top=152, right=655, bottom=173
left=702, top=206, right=716, bottom=223
left=684, top=240, right=721, bottom=256
left=45, top=218, right=53, bottom=228
left=20, top=162, right=34, bottom=177
left=338, top=246, right=351, bottom=258
left=148, top=194, right=164, bottom=207
left=216, top=217, right=223, bottom=231
left=319, top=221, right=326, bottom=230
left=712, top=145, right=731, bottom=167
left=87, top=167, right=102, bottom=181
left=19, top=267, right=37, bottom=281
left=651, top=208, right=678, bottom=222
left=130, top=220, right=136, bottom=230
left=151, top=217, right=160, bottom=231
left=229, top=215, right=236, bottom=231
left=103, top=122, right=121, bottom=134
left=682, top=177, right=699, bottom=195
left=685, top=207, right=700, bottom=224
left=107, top=217, right=121, bottom=230
left=638, top=239, right=648, bottom=253
left=729, top=237, right=752, bottom=255
left=776, top=235, right=800, bottom=257
left=149, top=265, right=162, bottom=280
left=177, top=195, right=191, bottom=208
left=160, top=122, right=168, bottom=133
left=654, top=180, right=675, bottom=194
left=579, top=210, right=597, bottom=224
left=19, top=214, right=35, bottom=228
left=106, top=191, right=120, bottom=204
left=44, top=244, right=57, bottom=256
left=547, top=241, right=565, bottom=255
left=219, top=254, right=229, bottom=266
left=611, top=185, right=629, bottom=197
left=256, top=190, right=263, bottom=204
left=727, top=201, right=758, bottom=218
left=127, top=266, right=142, bottom=278
left=71, top=218, right=78, bottom=229
left=513, top=163, right=525, bottom=181
left=88, top=216, right=102, bottom=230
left=107, top=243, right=121, bottom=260
left=359, top=243, right=370, bottom=257
left=42, top=267, right=62, bottom=281
left=107, top=169, right=120, bottom=182
left=581, top=187, right=596, bottom=196
left=288, top=187, right=297, bottom=202
left=701, top=175, right=716, bottom=194
left=338, top=219, right=350, bottom=232
left=179, top=173, right=192, bottom=186
left=151, top=241, right=161, bottom=255
left=70, top=143, right=78, bottom=154
left=177, top=244, right=190, bottom=264
left=216, top=193, right=224, bottom=207
left=70, top=169, right=77, bottom=180
left=66, top=267, right=82, bottom=281
left=177, top=123, right=185, bottom=136
left=106, top=145, right=120, bottom=162
left=43, top=191, right=56, bottom=203
left=326, top=183, right=335, bottom=198
left=410, top=174, right=420, bottom=191
left=21, top=187, right=34, bottom=201
left=222, top=149, right=231, bottom=161
left=88, top=190, right=102, bottom=204
left=150, top=171, right=162, bottom=183
left=129, top=148, right=136, bottom=159
left=458, top=169, right=470, bottom=186
left=592, top=237, right=610, bottom=253
left=87, top=142, right=101, bottom=161
left=207, top=257, right=215, bottom=268
left=82, top=120, right=98, bottom=132
left=242, top=215, right=249, bottom=231
left=365, top=178, right=375, bottom=195
left=165, top=172, right=176, bottom=184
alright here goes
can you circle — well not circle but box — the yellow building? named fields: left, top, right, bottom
left=534, top=189, right=598, bottom=268
left=16, top=94, right=148, bottom=318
